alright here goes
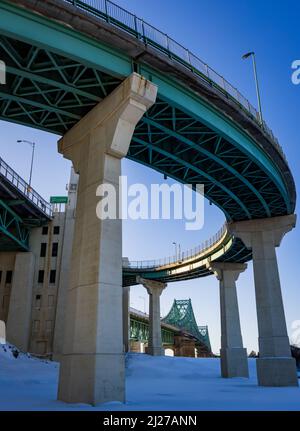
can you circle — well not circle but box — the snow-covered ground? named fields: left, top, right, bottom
left=0, top=344, right=300, bottom=411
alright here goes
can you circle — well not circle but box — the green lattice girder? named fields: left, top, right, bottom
left=0, top=0, right=295, bottom=273
left=130, top=317, right=174, bottom=345
left=0, top=33, right=123, bottom=133
left=0, top=199, right=29, bottom=250
left=0, top=0, right=292, bottom=224
left=162, top=299, right=211, bottom=350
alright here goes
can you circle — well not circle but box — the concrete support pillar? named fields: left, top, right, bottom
left=6, top=252, right=35, bottom=351
left=208, top=262, right=249, bottom=378
left=0, top=320, right=5, bottom=344
left=174, top=335, right=196, bottom=358
left=137, top=277, right=166, bottom=356
left=229, top=214, right=298, bottom=386
left=53, top=167, right=78, bottom=362
left=130, top=340, right=142, bottom=353
left=123, top=286, right=130, bottom=353
left=57, top=73, right=157, bottom=405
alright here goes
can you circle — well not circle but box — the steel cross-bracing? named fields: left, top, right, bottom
left=0, top=0, right=296, bottom=282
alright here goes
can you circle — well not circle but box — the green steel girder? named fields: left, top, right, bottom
left=139, top=67, right=292, bottom=214
left=0, top=0, right=296, bottom=279
left=130, top=317, right=174, bottom=345
left=0, top=34, right=122, bottom=134
left=0, top=199, right=29, bottom=250
left=142, top=116, right=271, bottom=216
left=0, top=2, right=292, bottom=221
left=128, top=100, right=289, bottom=221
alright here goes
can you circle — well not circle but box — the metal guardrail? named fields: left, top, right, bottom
left=0, top=157, right=52, bottom=217
left=124, top=223, right=227, bottom=269
left=64, top=0, right=285, bottom=159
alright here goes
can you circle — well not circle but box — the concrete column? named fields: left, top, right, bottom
left=57, top=73, right=157, bottom=405
left=123, top=286, right=130, bottom=353
left=0, top=320, right=5, bottom=344
left=52, top=167, right=78, bottom=362
left=229, top=214, right=298, bottom=386
left=208, top=262, right=249, bottom=378
left=137, top=277, right=166, bottom=356
left=174, top=335, right=196, bottom=358
left=6, top=252, right=35, bottom=352
left=130, top=340, right=142, bottom=353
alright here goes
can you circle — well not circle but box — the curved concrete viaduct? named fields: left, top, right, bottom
left=0, top=0, right=297, bottom=404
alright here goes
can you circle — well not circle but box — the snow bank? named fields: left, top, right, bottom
left=0, top=348, right=299, bottom=411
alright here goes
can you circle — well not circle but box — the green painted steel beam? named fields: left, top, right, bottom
left=6, top=65, right=102, bottom=102
left=129, top=316, right=175, bottom=344
left=142, top=117, right=271, bottom=217
left=0, top=1, right=132, bottom=78
left=126, top=154, right=231, bottom=221
left=0, top=199, right=29, bottom=251
left=0, top=91, right=81, bottom=120
left=140, top=66, right=291, bottom=213
left=132, top=136, right=251, bottom=219
left=0, top=1, right=293, bottom=233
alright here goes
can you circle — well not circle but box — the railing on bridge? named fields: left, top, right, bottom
left=64, top=0, right=285, bottom=160
left=0, top=157, right=52, bottom=218
left=123, top=223, right=227, bottom=269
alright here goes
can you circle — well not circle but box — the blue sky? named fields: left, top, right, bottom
left=1, top=0, right=299, bottom=353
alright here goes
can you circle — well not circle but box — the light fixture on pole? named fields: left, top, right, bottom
left=17, top=139, right=36, bottom=189
left=242, top=51, right=263, bottom=125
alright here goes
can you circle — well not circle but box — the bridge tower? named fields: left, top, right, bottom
left=162, top=299, right=212, bottom=353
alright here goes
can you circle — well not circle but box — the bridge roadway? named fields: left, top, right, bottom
left=0, top=0, right=296, bottom=283
left=122, top=223, right=251, bottom=285
left=0, top=156, right=52, bottom=251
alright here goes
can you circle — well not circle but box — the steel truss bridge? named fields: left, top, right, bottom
left=130, top=299, right=211, bottom=354
left=0, top=0, right=296, bottom=282
left=0, top=156, right=52, bottom=250
left=162, top=299, right=211, bottom=350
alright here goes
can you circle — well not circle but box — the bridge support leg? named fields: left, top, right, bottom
left=123, top=287, right=130, bottom=353
left=208, top=262, right=249, bottom=378
left=6, top=252, right=35, bottom=352
left=53, top=167, right=78, bottom=362
left=229, top=214, right=298, bottom=387
left=57, top=73, right=157, bottom=405
left=138, top=277, right=166, bottom=356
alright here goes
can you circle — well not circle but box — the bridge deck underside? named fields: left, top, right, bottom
left=123, top=238, right=251, bottom=286
left=0, top=8, right=293, bottom=277
left=0, top=34, right=288, bottom=222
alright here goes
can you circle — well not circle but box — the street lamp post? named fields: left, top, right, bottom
left=172, top=242, right=182, bottom=261
left=17, top=140, right=35, bottom=188
left=242, top=51, right=263, bottom=125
